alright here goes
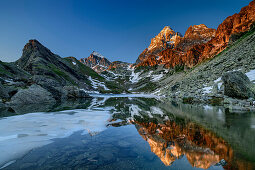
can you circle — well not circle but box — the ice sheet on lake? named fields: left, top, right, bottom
left=0, top=109, right=111, bottom=168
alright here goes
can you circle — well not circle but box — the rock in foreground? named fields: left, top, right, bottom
left=222, top=71, right=255, bottom=99
left=10, top=84, right=56, bottom=105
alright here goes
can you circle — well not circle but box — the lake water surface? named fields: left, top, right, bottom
left=0, top=95, right=254, bottom=169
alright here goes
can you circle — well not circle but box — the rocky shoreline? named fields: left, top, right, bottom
left=161, top=71, right=255, bottom=113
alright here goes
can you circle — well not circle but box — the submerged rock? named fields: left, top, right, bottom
left=0, top=100, right=4, bottom=108
left=9, top=84, right=56, bottom=105
left=63, top=86, right=90, bottom=98
left=222, top=71, right=255, bottom=99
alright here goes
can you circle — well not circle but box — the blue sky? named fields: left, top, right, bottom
left=0, top=0, right=251, bottom=63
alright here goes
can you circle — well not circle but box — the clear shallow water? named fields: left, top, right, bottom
left=0, top=96, right=255, bottom=169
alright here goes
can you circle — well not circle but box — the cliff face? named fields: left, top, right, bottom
left=176, top=24, right=216, bottom=52
left=196, top=0, right=255, bottom=62
left=136, top=0, right=255, bottom=68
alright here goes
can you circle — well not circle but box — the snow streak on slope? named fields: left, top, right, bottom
left=129, top=67, right=142, bottom=83
left=89, top=76, right=109, bottom=91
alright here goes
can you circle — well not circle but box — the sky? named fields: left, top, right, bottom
left=0, top=0, right=251, bottom=63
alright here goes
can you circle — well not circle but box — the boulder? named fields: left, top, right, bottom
left=32, top=75, right=66, bottom=100
left=10, top=84, right=56, bottom=105
left=222, top=71, right=255, bottom=99
left=63, top=86, right=90, bottom=98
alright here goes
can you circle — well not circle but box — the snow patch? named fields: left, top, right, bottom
left=72, top=61, right=76, bottom=65
left=246, top=69, right=255, bottom=82
left=130, top=68, right=142, bottom=83
left=203, top=86, right=213, bottom=94
left=150, top=107, right=164, bottom=116
left=151, top=73, right=164, bottom=82
left=203, top=105, right=213, bottom=111
left=92, top=51, right=105, bottom=58
left=129, top=104, right=142, bottom=117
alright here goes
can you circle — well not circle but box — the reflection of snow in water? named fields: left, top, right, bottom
left=90, top=93, right=161, bottom=99
left=150, top=106, right=164, bottom=116
left=0, top=109, right=111, bottom=168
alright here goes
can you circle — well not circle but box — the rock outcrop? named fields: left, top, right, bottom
left=222, top=71, right=255, bottom=99
left=9, top=84, right=56, bottom=105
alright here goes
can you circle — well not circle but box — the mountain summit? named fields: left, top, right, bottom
left=136, top=26, right=182, bottom=64
left=80, top=51, right=111, bottom=73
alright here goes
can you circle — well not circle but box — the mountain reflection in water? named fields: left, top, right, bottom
left=136, top=121, right=230, bottom=169
left=0, top=95, right=254, bottom=169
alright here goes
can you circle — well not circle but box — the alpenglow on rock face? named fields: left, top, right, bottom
left=80, top=51, right=112, bottom=73
left=135, top=0, right=255, bottom=69
left=136, top=26, right=182, bottom=64
left=136, top=24, right=216, bottom=68
left=176, top=24, right=216, bottom=52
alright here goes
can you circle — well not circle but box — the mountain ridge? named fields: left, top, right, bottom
left=135, top=0, right=255, bottom=68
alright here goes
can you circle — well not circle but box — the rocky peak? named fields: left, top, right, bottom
left=91, top=51, right=105, bottom=58
left=148, top=26, right=182, bottom=51
left=17, top=39, right=59, bottom=70
left=24, top=39, right=42, bottom=50
left=184, top=24, right=216, bottom=40
left=136, top=26, right=182, bottom=64
left=80, top=51, right=112, bottom=73
left=173, top=24, right=216, bottom=52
